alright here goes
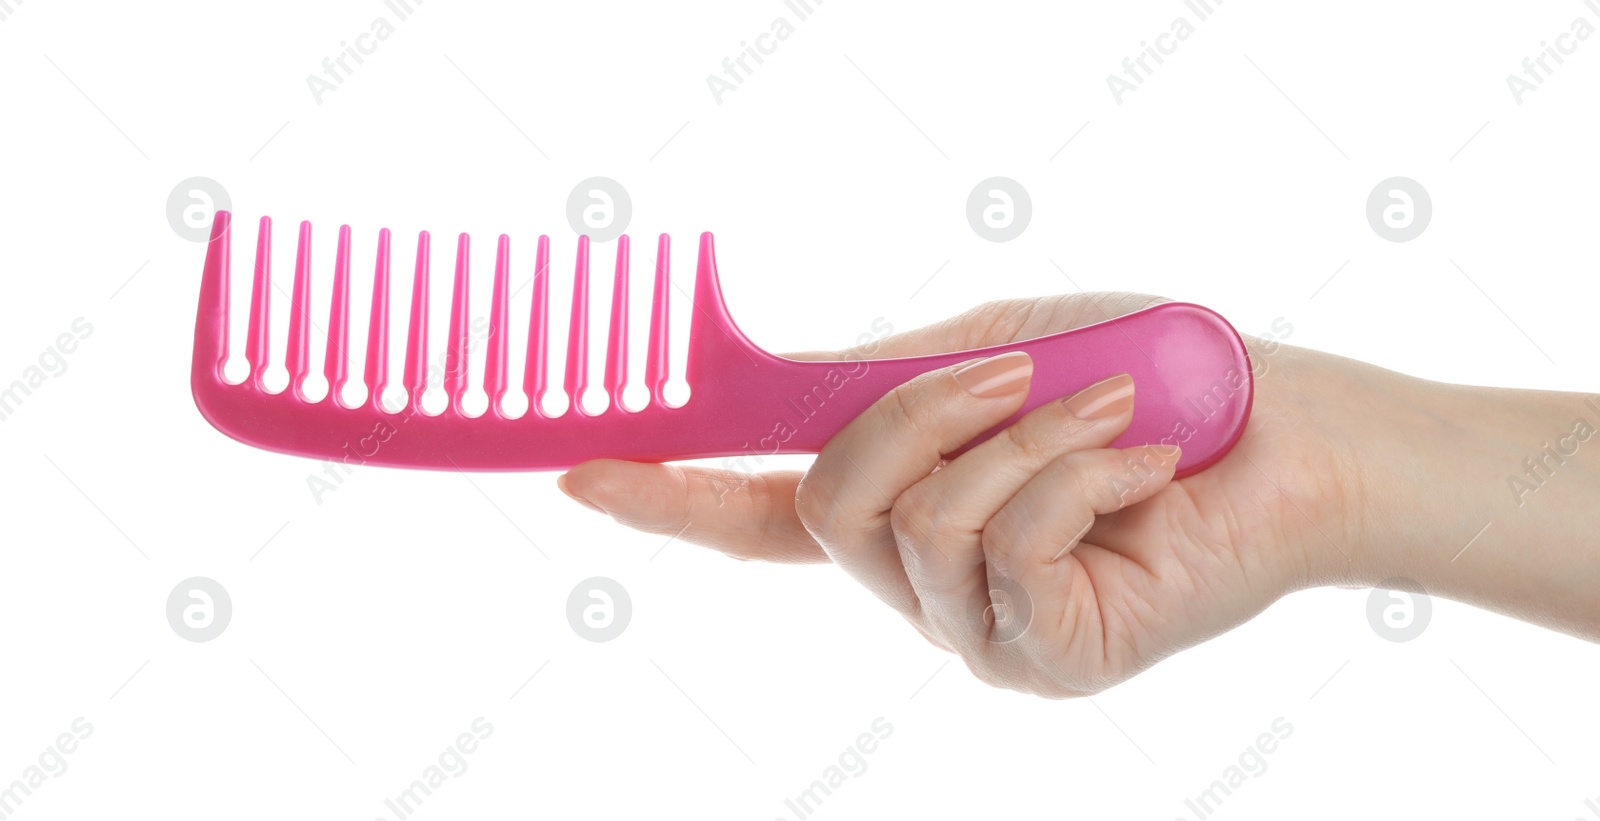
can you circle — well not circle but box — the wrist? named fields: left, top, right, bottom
left=1315, top=361, right=1600, bottom=638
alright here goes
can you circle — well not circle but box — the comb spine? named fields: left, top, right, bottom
left=286, top=221, right=313, bottom=398
left=485, top=234, right=511, bottom=414
left=564, top=236, right=591, bottom=415
left=403, top=231, right=431, bottom=412
left=325, top=225, right=352, bottom=404
left=364, top=229, right=392, bottom=410
left=245, top=217, right=272, bottom=389
left=522, top=235, right=551, bottom=416
left=603, top=235, right=630, bottom=409
left=645, top=234, right=670, bottom=407
left=445, top=233, right=471, bottom=413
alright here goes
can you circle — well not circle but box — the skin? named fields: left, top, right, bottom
left=558, top=293, right=1600, bottom=698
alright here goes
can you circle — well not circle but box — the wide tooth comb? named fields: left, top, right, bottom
left=192, top=213, right=1255, bottom=476
left=244, top=217, right=271, bottom=390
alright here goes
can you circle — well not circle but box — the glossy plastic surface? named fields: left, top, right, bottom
left=192, top=212, right=1254, bottom=476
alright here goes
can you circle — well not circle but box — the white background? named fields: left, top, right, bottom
left=2, top=0, right=1598, bottom=818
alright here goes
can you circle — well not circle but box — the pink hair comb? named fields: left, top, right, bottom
left=191, top=212, right=1253, bottom=477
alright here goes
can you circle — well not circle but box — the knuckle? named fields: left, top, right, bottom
left=888, top=486, right=939, bottom=547
left=1051, top=450, right=1105, bottom=493
left=959, top=298, right=1030, bottom=345
left=1065, top=449, right=1148, bottom=509
left=792, top=474, right=838, bottom=540
left=880, top=382, right=939, bottom=440
left=980, top=515, right=1029, bottom=578
left=959, top=653, right=1013, bottom=691
left=743, top=472, right=779, bottom=524
left=999, top=414, right=1067, bottom=465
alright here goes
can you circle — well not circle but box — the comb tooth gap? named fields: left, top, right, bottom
left=259, top=219, right=292, bottom=395
left=219, top=215, right=250, bottom=385
left=286, top=221, right=328, bottom=402
left=661, top=233, right=692, bottom=408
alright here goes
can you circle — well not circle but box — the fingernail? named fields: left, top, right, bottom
left=1063, top=373, right=1135, bottom=419
left=953, top=351, right=1033, bottom=398
left=556, top=474, right=606, bottom=514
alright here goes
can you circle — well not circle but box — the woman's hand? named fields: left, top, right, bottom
left=557, top=293, right=1366, bottom=696
left=559, top=292, right=1600, bottom=695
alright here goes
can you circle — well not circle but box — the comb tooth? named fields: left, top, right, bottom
left=285, top=221, right=313, bottom=396
left=445, top=233, right=470, bottom=412
left=645, top=234, right=670, bottom=406
left=245, top=217, right=272, bottom=388
left=685, top=231, right=757, bottom=389
left=484, top=234, right=511, bottom=410
left=364, top=229, right=392, bottom=408
left=522, top=235, right=551, bottom=415
left=403, top=231, right=431, bottom=411
left=603, top=235, right=630, bottom=408
left=194, top=211, right=232, bottom=378
left=563, top=236, right=591, bottom=414
left=325, top=225, right=352, bottom=402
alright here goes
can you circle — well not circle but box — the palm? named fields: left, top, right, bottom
left=928, top=295, right=1337, bottom=685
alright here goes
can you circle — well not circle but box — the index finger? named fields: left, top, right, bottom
left=559, top=460, right=826, bottom=564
